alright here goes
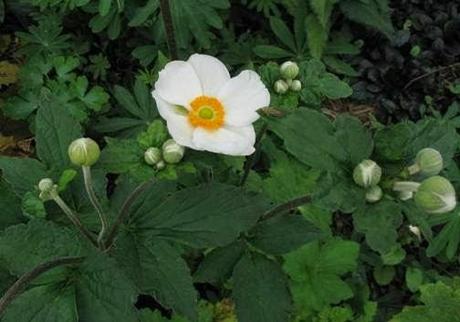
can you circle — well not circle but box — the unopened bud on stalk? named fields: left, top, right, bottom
left=162, top=139, right=185, bottom=164
left=144, top=147, right=162, bottom=165
left=353, top=160, right=382, bottom=188
left=274, top=79, right=289, bottom=94
left=38, top=178, right=58, bottom=201
left=156, top=160, right=166, bottom=170
left=68, top=138, right=100, bottom=167
left=290, top=80, right=302, bottom=92
left=366, top=185, right=383, bottom=203
left=408, top=148, right=443, bottom=176
left=414, top=176, right=457, bottom=214
left=280, top=61, right=299, bottom=80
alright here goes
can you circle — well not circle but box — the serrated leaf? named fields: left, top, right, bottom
left=35, top=101, right=82, bottom=171
left=130, top=182, right=270, bottom=248
left=305, top=14, right=328, bottom=59
left=233, top=252, right=292, bottom=322
left=284, top=238, right=359, bottom=314
left=249, top=214, right=324, bottom=255
left=310, top=0, right=338, bottom=27
left=0, top=157, right=47, bottom=196
left=0, top=180, right=23, bottom=230
left=253, top=45, right=293, bottom=59
left=269, top=17, right=296, bottom=52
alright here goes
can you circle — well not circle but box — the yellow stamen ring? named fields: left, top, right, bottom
left=188, top=96, right=225, bottom=130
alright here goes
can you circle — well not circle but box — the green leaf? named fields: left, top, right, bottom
left=97, top=137, right=143, bottom=173
left=353, top=201, right=403, bottom=255
left=339, top=0, right=394, bottom=39
left=269, top=17, right=296, bottom=52
left=2, top=284, right=78, bottom=322
left=253, top=45, right=293, bottom=59
left=114, top=235, right=197, bottom=320
left=305, top=14, right=328, bottom=59
left=129, top=0, right=159, bottom=26
left=323, top=56, right=360, bottom=77
left=21, top=192, right=46, bottom=219
left=137, top=120, right=168, bottom=149
left=75, top=254, right=138, bottom=322
left=35, top=101, right=82, bottom=171
left=0, top=157, right=47, bottom=196
left=310, top=0, right=338, bottom=27
left=130, top=182, right=270, bottom=248
left=0, top=180, right=24, bottom=230
left=0, top=220, right=83, bottom=278
left=99, top=0, right=112, bottom=17
left=113, top=81, right=156, bottom=120
left=406, top=267, right=424, bottom=292
left=169, top=0, right=230, bottom=49
left=317, top=73, right=353, bottom=99
left=427, top=215, right=460, bottom=259
left=249, top=214, right=324, bottom=255
left=390, top=281, right=460, bottom=322
left=194, top=241, right=245, bottom=284
left=283, top=238, right=359, bottom=314
left=233, top=252, right=292, bottom=322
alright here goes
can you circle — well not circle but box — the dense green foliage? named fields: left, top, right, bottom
left=1, top=0, right=460, bottom=321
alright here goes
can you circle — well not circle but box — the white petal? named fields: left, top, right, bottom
left=164, top=114, right=198, bottom=149
left=188, top=54, right=230, bottom=97
left=218, top=70, right=270, bottom=127
left=152, top=90, right=179, bottom=120
left=192, top=125, right=256, bottom=156
left=154, top=61, right=202, bottom=106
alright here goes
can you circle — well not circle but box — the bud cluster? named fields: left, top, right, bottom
left=392, top=148, right=457, bottom=214
left=353, top=159, right=384, bottom=203
left=144, top=139, right=185, bottom=169
left=274, top=61, right=302, bottom=94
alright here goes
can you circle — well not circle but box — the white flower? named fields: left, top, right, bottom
left=152, top=54, right=270, bottom=156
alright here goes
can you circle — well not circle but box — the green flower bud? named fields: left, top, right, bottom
left=274, top=79, right=289, bottom=94
left=144, top=147, right=162, bottom=165
left=162, top=139, right=185, bottom=164
left=68, top=138, right=100, bottom=167
left=366, top=185, right=383, bottom=203
left=280, top=61, right=299, bottom=80
left=409, top=148, right=443, bottom=176
left=414, top=176, right=457, bottom=214
left=353, top=160, right=382, bottom=188
left=290, top=79, right=302, bottom=92
left=156, top=160, right=166, bottom=170
left=38, top=178, right=58, bottom=201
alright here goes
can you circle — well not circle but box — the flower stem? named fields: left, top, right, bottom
left=52, top=195, right=98, bottom=247
left=0, top=256, right=84, bottom=317
left=159, top=0, right=178, bottom=60
left=260, top=195, right=311, bottom=221
left=104, top=179, right=155, bottom=249
left=82, top=166, right=108, bottom=250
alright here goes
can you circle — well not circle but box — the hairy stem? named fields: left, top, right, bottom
left=53, top=195, right=98, bottom=247
left=240, top=122, right=268, bottom=186
left=104, top=179, right=156, bottom=249
left=261, top=195, right=311, bottom=221
left=159, top=0, right=178, bottom=60
left=0, top=256, right=84, bottom=317
left=82, top=166, right=108, bottom=250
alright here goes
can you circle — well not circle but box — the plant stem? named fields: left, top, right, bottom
left=104, top=179, right=156, bottom=249
left=159, top=0, right=178, bottom=60
left=82, top=166, right=108, bottom=250
left=53, top=195, right=98, bottom=247
left=0, top=256, right=84, bottom=317
left=260, top=195, right=311, bottom=221
left=240, top=122, right=268, bottom=186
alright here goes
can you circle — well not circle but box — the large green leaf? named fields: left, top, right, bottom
left=35, top=101, right=82, bottom=171
left=0, top=180, right=24, bottom=230
left=113, top=233, right=197, bottom=321
left=283, top=238, right=359, bottom=316
left=353, top=201, right=403, bottom=255
left=0, top=157, right=47, bottom=196
left=130, top=182, right=270, bottom=248
left=233, top=252, right=292, bottom=322
left=2, top=284, right=78, bottom=322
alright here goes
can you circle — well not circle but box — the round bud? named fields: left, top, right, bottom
left=144, top=147, right=162, bottom=165
left=68, top=138, right=100, bottom=167
left=156, top=160, right=166, bottom=170
left=274, top=79, right=289, bottom=94
left=415, top=148, right=443, bottom=176
left=414, top=176, right=457, bottom=214
left=38, top=178, right=54, bottom=193
left=366, top=185, right=383, bottom=203
left=353, top=160, right=382, bottom=188
left=162, top=139, right=185, bottom=164
left=280, top=61, right=299, bottom=80
left=290, top=79, right=302, bottom=92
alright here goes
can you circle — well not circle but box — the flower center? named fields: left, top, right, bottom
left=188, top=96, right=225, bottom=130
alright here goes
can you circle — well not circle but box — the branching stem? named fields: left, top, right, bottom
left=261, top=195, right=311, bottom=221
